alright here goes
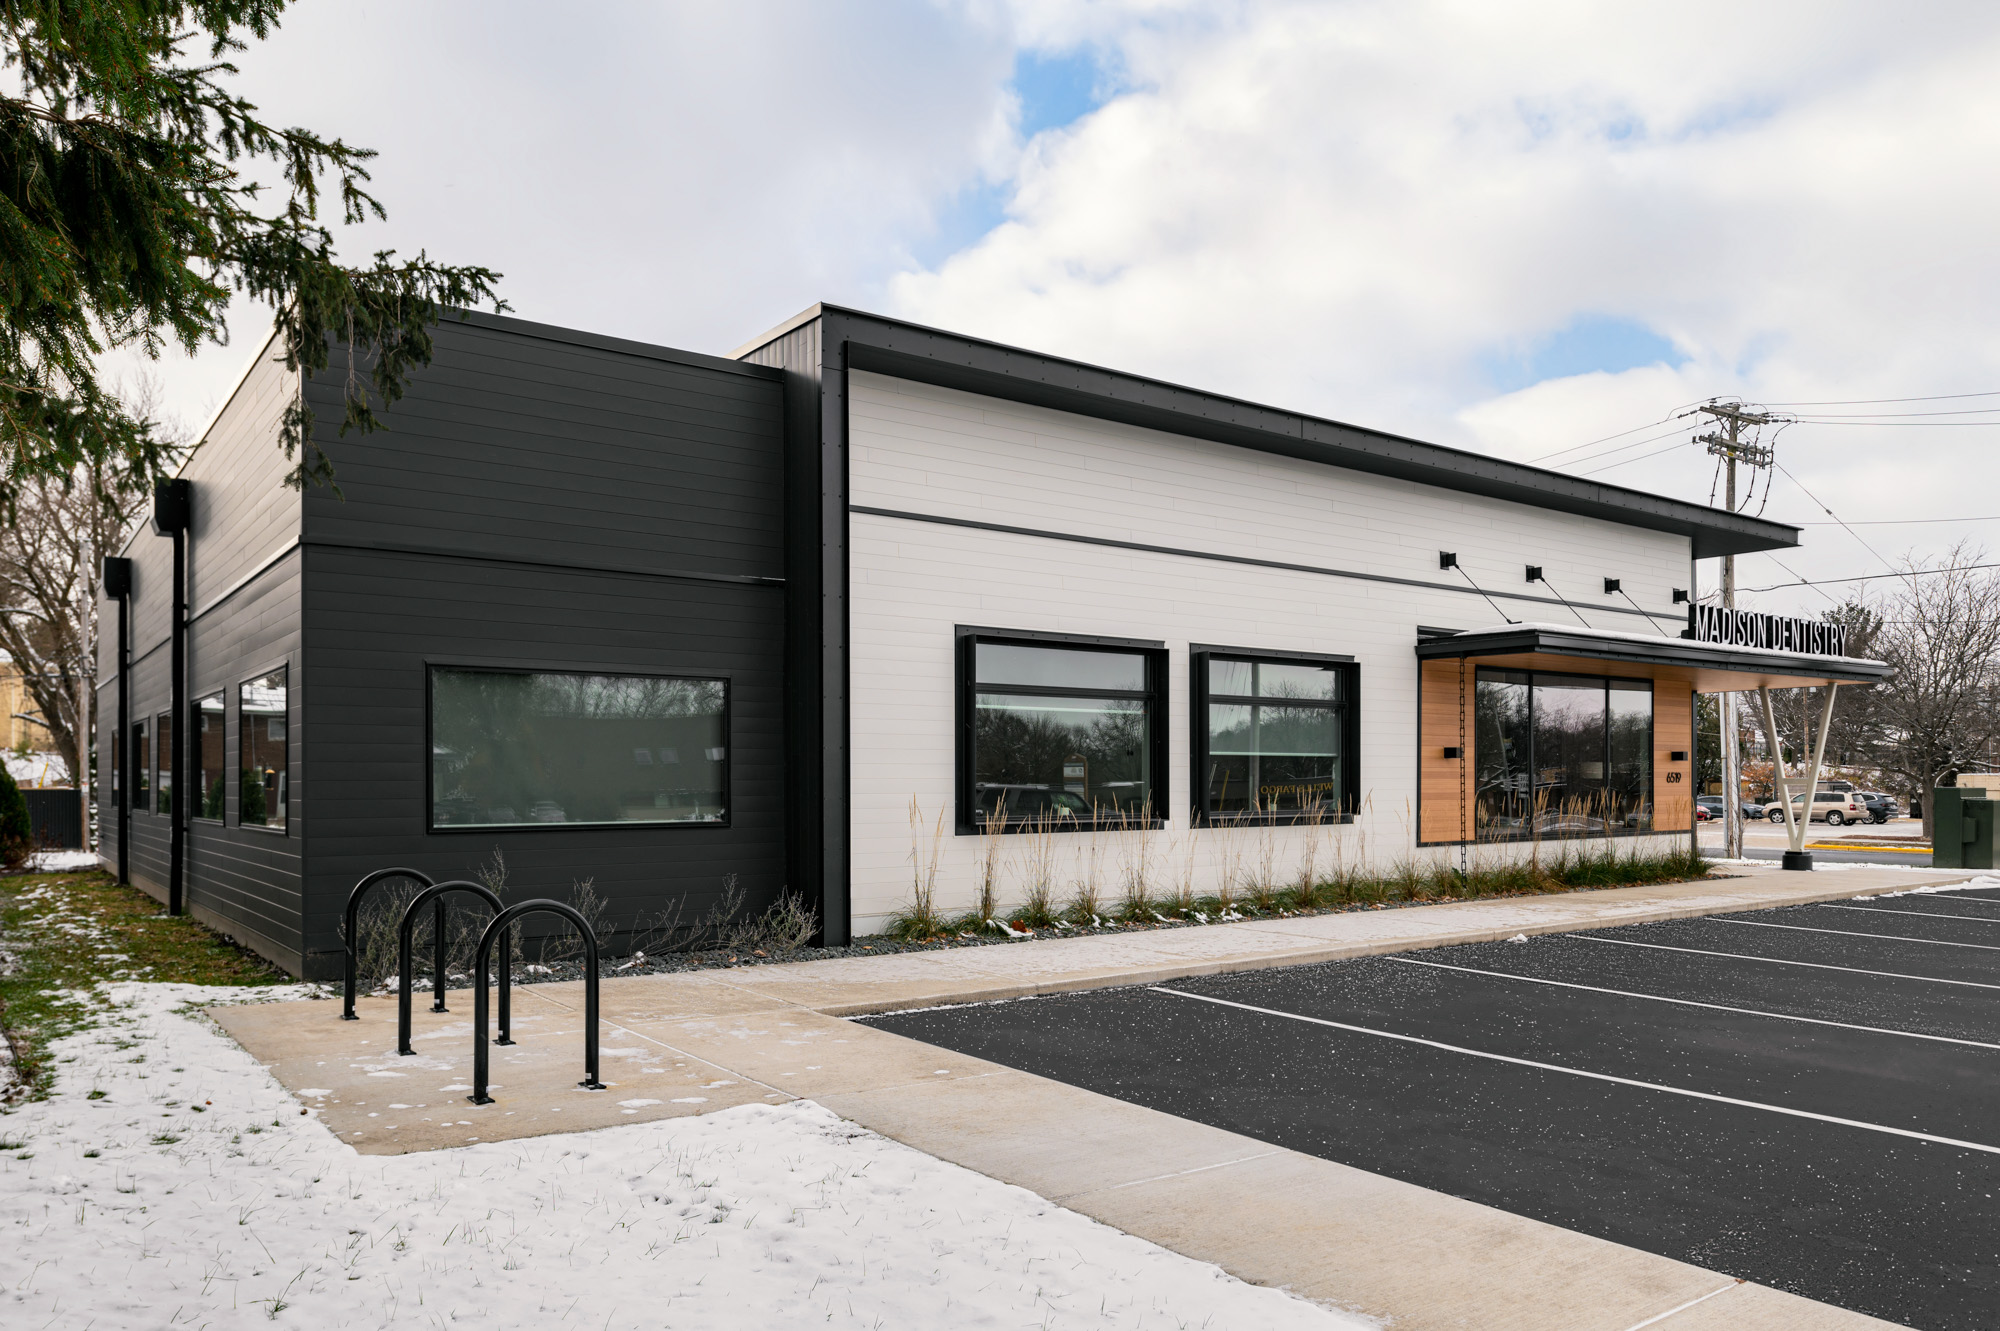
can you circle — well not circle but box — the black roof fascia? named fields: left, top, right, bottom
left=450, top=308, right=784, bottom=382
left=735, top=304, right=1795, bottom=560
left=1414, top=625, right=1891, bottom=684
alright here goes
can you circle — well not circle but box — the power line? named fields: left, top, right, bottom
left=1573, top=437, right=1695, bottom=477
left=1789, top=515, right=2000, bottom=526
left=1788, top=407, right=2000, bottom=420
left=1525, top=409, right=1692, bottom=465
left=1775, top=463, right=1915, bottom=593
left=1761, top=390, right=2000, bottom=406
left=1740, top=561, right=2000, bottom=593
left=1555, top=424, right=1694, bottom=474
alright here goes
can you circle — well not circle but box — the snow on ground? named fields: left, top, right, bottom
left=0, top=984, right=1373, bottom=1330
left=26, top=849, right=102, bottom=871
left=1868, top=873, right=2000, bottom=898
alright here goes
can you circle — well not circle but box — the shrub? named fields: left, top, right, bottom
left=0, top=766, right=31, bottom=869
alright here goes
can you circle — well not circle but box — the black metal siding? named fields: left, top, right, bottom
left=296, top=315, right=789, bottom=980
left=185, top=550, right=305, bottom=967
left=738, top=314, right=849, bottom=945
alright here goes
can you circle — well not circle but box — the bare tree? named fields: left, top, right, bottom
left=0, top=381, right=183, bottom=839
left=1870, top=543, right=2000, bottom=837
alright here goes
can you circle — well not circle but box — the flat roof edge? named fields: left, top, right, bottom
left=816, top=310, right=1798, bottom=558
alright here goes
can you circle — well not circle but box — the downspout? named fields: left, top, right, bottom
left=103, top=557, right=132, bottom=885
left=152, top=481, right=191, bottom=915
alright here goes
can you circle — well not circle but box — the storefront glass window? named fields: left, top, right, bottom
left=194, top=693, right=226, bottom=821
left=240, top=669, right=288, bottom=831
left=1474, top=669, right=1651, bottom=838
left=1201, top=656, right=1349, bottom=819
left=1473, top=670, right=1530, bottom=835
left=429, top=668, right=727, bottom=828
left=969, top=641, right=1156, bottom=825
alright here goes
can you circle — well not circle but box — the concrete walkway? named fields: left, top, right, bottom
left=214, top=864, right=1965, bottom=1330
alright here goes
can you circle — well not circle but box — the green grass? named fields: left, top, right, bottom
left=886, top=842, right=1711, bottom=941
left=0, top=869, right=286, bottom=1099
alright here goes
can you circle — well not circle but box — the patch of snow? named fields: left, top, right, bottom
left=1506, top=934, right=1530, bottom=943
left=0, top=982, right=1372, bottom=1329
left=6, top=752, right=67, bottom=787
left=26, top=849, right=99, bottom=871
left=1867, top=874, right=2000, bottom=900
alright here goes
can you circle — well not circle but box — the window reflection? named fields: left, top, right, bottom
left=429, top=669, right=727, bottom=828
left=194, top=693, right=225, bottom=820
left=1473, top=668, right=1651, bottom=838
left=971, top=642, right=1155, bottom=823
left=240, top=669, right=288, bottom=830
left=1203, top=657, right=1347, bottom=818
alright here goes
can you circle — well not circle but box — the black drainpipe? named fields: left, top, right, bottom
left=102, top=556, right=133, bottom=886
left=152, top=481, right=190, bottom=916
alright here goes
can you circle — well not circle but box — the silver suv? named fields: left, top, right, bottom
left=1762, top=790, right=1870, bottom=826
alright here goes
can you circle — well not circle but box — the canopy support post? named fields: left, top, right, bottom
left=1757, top=683, right=1839, bottom=869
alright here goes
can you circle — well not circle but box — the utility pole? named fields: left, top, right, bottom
left=1695, top=402, right=1781, bottom=860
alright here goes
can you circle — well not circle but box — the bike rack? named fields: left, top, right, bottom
left=396, top=880, right=513, bottom=1056
left=469, top=899, right=604, bottom=1105
left=341, top=867, right=437, bottom=1020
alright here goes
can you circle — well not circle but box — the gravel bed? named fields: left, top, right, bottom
left=371, top=874, right=1722, bottom=995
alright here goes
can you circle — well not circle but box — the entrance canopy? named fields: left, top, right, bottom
left=1414, top=622, right=1890, bottom=692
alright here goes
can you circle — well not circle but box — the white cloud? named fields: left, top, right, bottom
left=890, top=1, right=2000, bottom=614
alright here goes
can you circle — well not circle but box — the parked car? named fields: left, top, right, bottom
left=1695, top=795, right=1765, bottom=822
left=1855, top=791, right=1900, bottom=824
left=1762, top=790, right=1871, bottom=826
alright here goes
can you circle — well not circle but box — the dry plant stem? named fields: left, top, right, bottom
left=1068, top=824, right=1106, bottom=923
left=977, top=801, right=1007, bottom=924
left=898, top=797, right=948, bottom=938
left=1018, top=810, right=1060, bottom=928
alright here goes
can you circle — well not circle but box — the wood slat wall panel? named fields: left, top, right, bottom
left=1419, top=658, right=1472, bottom=844
left=1653, top=677, right=1695, bottom=831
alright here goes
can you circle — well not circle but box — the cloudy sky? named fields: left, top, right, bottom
left=131, top=0, right=2000, bottom=619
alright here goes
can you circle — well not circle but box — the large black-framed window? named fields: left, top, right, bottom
left=240, top=667, right=289, bottom=832
left=428, top=665, right=730, bottom=831
left=193, top=692, right=226, bottom=822
left=955, top=627, right=1167, bottom=833
left=1474, top=667, right=1652, bottom=840
left=1192, top=647, right=1358, bottom=825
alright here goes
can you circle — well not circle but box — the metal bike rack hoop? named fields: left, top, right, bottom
left=396, top=880, right=513, bottom=1056
left=470, top=899, right=605, bottom=1105
left=341, top=868, right=436, bottom=1020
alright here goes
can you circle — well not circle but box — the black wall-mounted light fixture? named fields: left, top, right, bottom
left=1672, top=588, right=1689, bottom=604
left=1442, top=747, right=1462, bottom=759
left=1669, top=750, right=1688, bottom=762
left=1439, top=552, right=1457, bottom=569
left=1603, top=578, right=1621, bottom=594
left=1525, top=565, right=1543, bottom=582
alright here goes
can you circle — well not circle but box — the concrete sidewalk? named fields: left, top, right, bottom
left=214, top=863, right=1960, bottom=1330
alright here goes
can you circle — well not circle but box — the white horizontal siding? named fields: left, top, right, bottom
left=845, top=372, right=1693, bottom=934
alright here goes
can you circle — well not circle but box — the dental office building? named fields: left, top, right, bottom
left=98, top=305, right=1883, bottom=980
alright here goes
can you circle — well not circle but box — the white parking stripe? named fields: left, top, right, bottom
left=1149, top=986, right=2000, bottom=1157
left=1711, top=918, right=2000, bottom=951
left=1569, top=934, right=2000, bottom=992
left=1385, top=956, right=2000, bottom=1050
left=1822, top=903, right=2000, bottom=925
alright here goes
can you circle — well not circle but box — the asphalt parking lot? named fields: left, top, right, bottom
left=867, top=884, right=2000, bottom=1330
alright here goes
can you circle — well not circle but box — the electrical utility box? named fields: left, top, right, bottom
left=1931, top=786, right=1995, bottom=870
